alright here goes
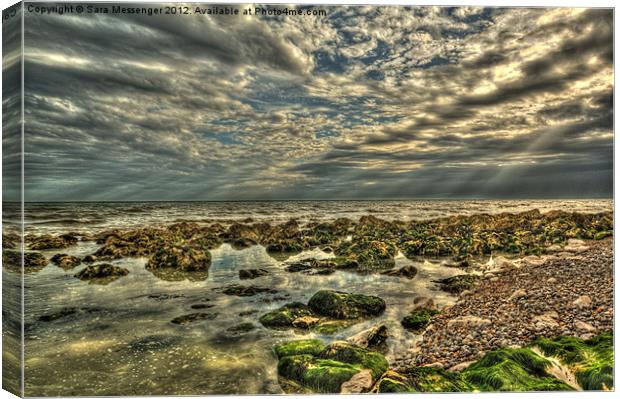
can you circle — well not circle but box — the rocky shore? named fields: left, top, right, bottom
left=394, top=238, right=613, bottom=371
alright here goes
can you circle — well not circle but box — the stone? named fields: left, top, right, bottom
left=51, top=253, right=81, bottom=270
left=171, top=312, right=217, bottom=325
left=572, top=295, right=592, bottom=309
left=413, top=296, right=437, bottom=311
left=381, top=265, right=418, bottom=279
left=340, top=369, right=373, bottom=393
left=146, top=245, right=211, bottom=271
left=308, top=290, right=386, bottom=319
left=532, top=311, right=560, bottom=330
left=238, top=268, right=269, bottom=279
left=74, top=264, right=129, bottom=284
left=292, top=316, right=321, bottom=329
left=347, top=324, right=388, bottom=350
left=219, top=284, right=277, bottom=297
left=28, top=234, right=78, bottom=250
left=448, top=360, right=475, bottom=372
left=575, top=321, right=596, bottom=333
left=508, top=289, right=527, bottom=301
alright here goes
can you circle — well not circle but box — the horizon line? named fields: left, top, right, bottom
left=1, top=197, right=614, bottom=204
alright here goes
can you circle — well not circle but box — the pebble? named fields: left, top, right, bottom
left=393, top=240, right=613, bottom=371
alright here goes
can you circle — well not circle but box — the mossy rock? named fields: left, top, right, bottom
left=533, top=332, right=613, bottom=390
left=74, top=264, right=129, bottom=284
left=312, top=320, right=355, bottom=335
left=404, top=367, right=474, bottom=392
left=401, top=309, right=439, bottom=331
left=259, top=302, right=314, bottom=328
left=320, top=342, right=389, bottom=380
left=146, top=245, right=211, bottom=271
left=334, top=239, right=396, bottom=270
left=308, top=290, right=386, bottom=320
left=278, top=355, right=362, bottom=393
left=461, top=347, right=574, bottom=392
left=594, top=231, right=612, bottom=240
left=275, top=340, right=389, bottom=393
left=374, top=371, right=416, bottom=393
left=3, top=250, right=48, bottom=273
left=274, top=339, right=326, bottom=358
left=435, top=274, right=479, bottom=294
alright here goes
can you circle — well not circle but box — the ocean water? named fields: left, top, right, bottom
left=1, top=199, right=613, bottom=395
left=2, top=199, right=614, bottom=235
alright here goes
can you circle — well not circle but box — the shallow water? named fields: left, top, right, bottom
left=3, top=199, right=612, bottom=395
left=17, top=241, right=461, bottom=396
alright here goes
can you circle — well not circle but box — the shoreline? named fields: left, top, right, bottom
left=395, top=238, right=614, bottom=372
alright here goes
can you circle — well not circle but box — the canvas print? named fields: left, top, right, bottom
left=1, top=2, right=614, bottom=396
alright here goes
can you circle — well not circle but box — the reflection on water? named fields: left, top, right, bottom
left=20, top=241, right=462, bottom=396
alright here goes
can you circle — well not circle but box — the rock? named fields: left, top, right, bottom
left=82, top=254, right=97, bottom=263
left=190, top=303, right=214, bottom=310
left=334, top=239, right=396, bottom=270
left=532, top=311, right=559, bottom=330
left=50, top=253, right=81, bottom=270
left=448, top=360, right=475, bottom=372
left=341, top=369, right=374, bottom=393
left=594, top=231, right=612, bottom=240
left=374, top=370, right=414, bottom=393
left=292, top=316, right=321, bottom=329
left=402, top=309, right=439, bottom=331
left=484, top=255, right=516, bottom=273
left=308, top=290, right=386, bottom=319
left=546, top=277, right=557, bottom=283
left=239, top=268, right=269, bottom=279
left=572, top=295, right=592, bottom=309
left=38, top=307, right=78, bottom=322
left=171, top=312, right=217, bottom=325
left=413, top=297, right=437, bottom=311
left=274, top=339, right=327, bottom=361
left=219, top=284, right=277, bottom=297
left=575, top=321, right=596, bottom=333
left=74, top=264, right=129, bottom=284
left=508, top=289, right=527, bottom=301
left=231, top=237, right=257, bottom=249
left=274, top=340, right=387, bottom=394
left=226, top=322, right=256, bottom=334
left=564, top=239, right=589, bottom=253
left=2, top=250, right=48, bottom=273
left=435, top=275, right=479, bottom=294
left=28, top=234, right=77, bottom=250
left=146, top=245, right=211, bottom=271
left=259, top=302, right=314, bottom=328
left=447, top=316, right=491, bottom=329
left=381, top=265, right=418, bottom=279
left=546, top=244, right=563, bottom=253
left=347, top=324, right=388, bottom=350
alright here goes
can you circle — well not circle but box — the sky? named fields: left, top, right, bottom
left=5, top=5, right=614, bottom=201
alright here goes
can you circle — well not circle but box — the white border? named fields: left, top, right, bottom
left=0, top=1, right=616, bottom=399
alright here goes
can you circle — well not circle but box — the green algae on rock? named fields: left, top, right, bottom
left=74, top=264, right=130, bottom=284
left=2, top=250, right=48, bottom=273
left=532, top=332, right=613, bottom=390
left=259, top=291, right=385, bottom=335
left=380, top=333, right=613, bottom=392
left=435, top=274, right=480, bottom=294
left=401, top=308, right=439, bottom=331
left=460, top=347, right=573, bottom=391
left=308, top=290, right=386, bottom=319
left=274, top=340, right=389, bottom=393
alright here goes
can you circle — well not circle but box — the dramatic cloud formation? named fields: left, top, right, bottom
left=13, top=5, right=613, bottom=200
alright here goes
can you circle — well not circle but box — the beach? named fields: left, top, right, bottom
left=1, top=200, right=614, bottom=394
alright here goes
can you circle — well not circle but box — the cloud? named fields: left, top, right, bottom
left=9, top=5, right=613, bottom=201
